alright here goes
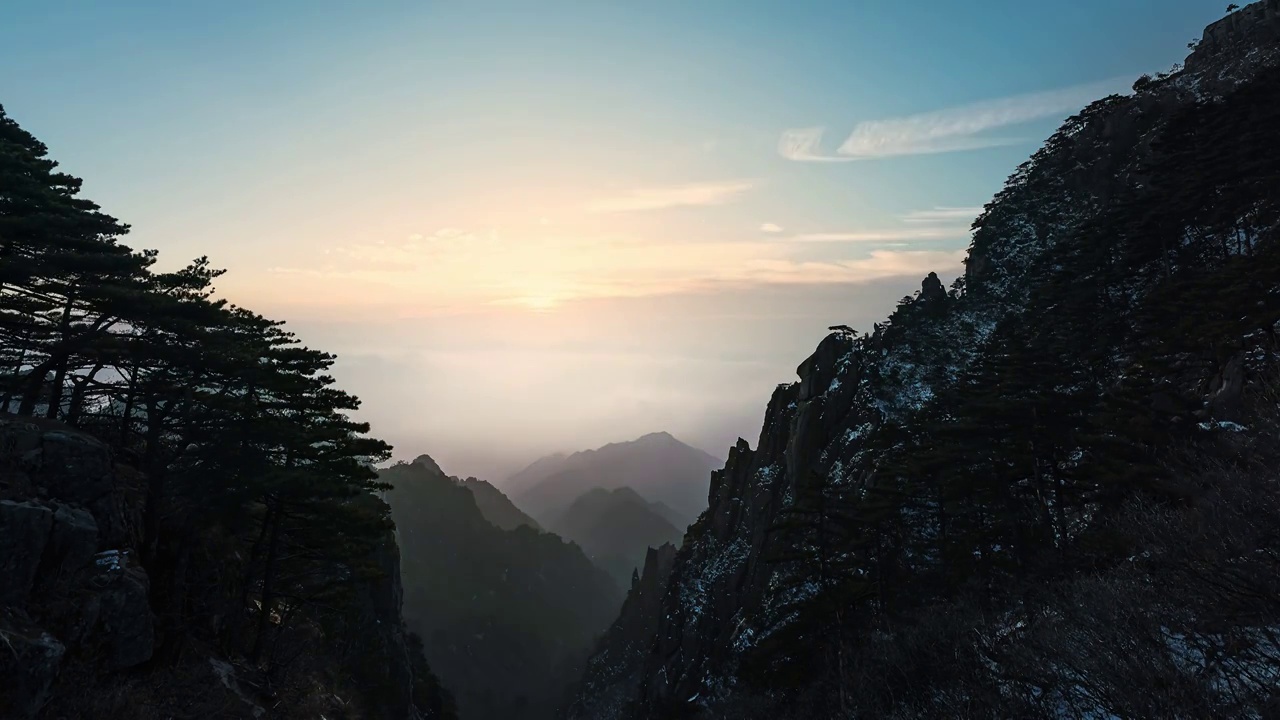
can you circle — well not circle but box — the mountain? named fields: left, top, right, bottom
left=549, top=487, right=686, bottom=585
left=458, top=476, right=541, bottom=531
left=573, top=6, right=1280, bottom=718
left=413, top=454, right=540, bottom=530
left=507, top=432, right=722, bottom=526
left=382, top=455, right=623, bottom=720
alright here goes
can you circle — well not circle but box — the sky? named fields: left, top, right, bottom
left=1, top=0, right=1223, bottom=481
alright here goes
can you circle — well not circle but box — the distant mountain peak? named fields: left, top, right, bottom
left=638, top=430, right=675, bottom=441
left=411, top=454, right=444, bottom=475
left=550, top=485, right=685, bottom=587
left=459, top=477, right=541, bottom=531
left=506, top=433, right=724, bottom=526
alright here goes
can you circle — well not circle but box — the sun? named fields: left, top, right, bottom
left=514, top=295, right=561, bottom=312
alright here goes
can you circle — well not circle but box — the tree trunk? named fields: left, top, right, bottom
left=42, top=294, right=77, bottom=419
left=44, top=357, right=69, bottom=420
left=16, top=355, right=57, bottom=416
left=238, top=506, right=276, bottom=652
left=66, top=362, right=104, bottom=424
left=251, top=505, right=284, bottom=665
left=1, top=348, right=20, bottom=412
left=118, top=359, right=140, bottom=447
left=141, top=401, right=170, bottom=561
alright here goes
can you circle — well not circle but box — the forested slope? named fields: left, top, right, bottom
left=0, top=105, right=453, bottom=718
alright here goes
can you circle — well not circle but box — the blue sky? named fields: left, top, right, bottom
left=0, top=0, right=1226, bottom=478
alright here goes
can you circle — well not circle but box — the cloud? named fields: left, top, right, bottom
left=786, top=226, right=971, bottom=243
left=586, top=179, right=757, bottom=213
left=253, top=211, right=969, bottom=315
left=777, top=127, right=848, bottom=163
left=731, top=249, right=967, bottom=285
left=760, top=223, right=784, bottom=233
left=780, top=205, right=979, bottom=244
left=780, top=77, right=1133, bottom=161
left=899, top=206, right=983, bottom=223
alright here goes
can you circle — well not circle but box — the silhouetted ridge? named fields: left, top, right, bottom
left=383, top=457, right=621, bottom=720
left=508, top=433, right=722, bottom=527
left=550, top=487, right=685, bottom=586
left=459, top=476, right=541, bottom=530
left=573, top=5, right=1280, bottom=717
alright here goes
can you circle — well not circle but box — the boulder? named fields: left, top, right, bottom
left=86, top=550, right=154, bottom=670
left=0, top=608, right=66, bottom=719
left=45, top=504, right=99, bottom=586
left=0, top=416, right=124, bottom=546
left=0, top=500, right=54, bottom=606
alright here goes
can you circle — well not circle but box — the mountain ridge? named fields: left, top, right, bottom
left=507, top=432, right=723, bottom=525
left=549, top=487, right=686, bottom=586
left=572, top=5, right=1280, bottom=717
left=383, top=456, right=622, bottom=720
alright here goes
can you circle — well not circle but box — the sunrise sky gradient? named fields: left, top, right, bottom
left=1, top=0, right=1221, bottom=479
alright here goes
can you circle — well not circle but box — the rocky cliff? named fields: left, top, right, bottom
left=0, top=415, right=151, bottom=717
left=573, top=4, right=1280, bottom=718
left=568, top=542, right=677, bottom=720
left=0, top=415, right=443, bottom=719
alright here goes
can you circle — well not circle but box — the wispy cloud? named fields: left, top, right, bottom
left=780, top=77, right=1132, bottom=162
left=780, top=205, right=978, bottom=244
left=760, top=223, right=784, bottom=233
left=787, top=226, right=971, bottom=243
left=899, top=206, right=983, bottom=223
left=730, top=249, right=967, bottom=286
left=586, top=180, right=757, bottom=213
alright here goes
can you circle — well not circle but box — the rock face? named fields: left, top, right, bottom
left=343, top=516, right=431, bottom=720
left=568, top=543, right=678, bottom=720
left=0, top=415, right=153, bottom=718
left=0, top=608, right=66, bottom=718
left=570, top=6, right=1280, bottom=717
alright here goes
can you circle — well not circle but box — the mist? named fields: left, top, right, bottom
left=280, top=274, right=950, bottom=481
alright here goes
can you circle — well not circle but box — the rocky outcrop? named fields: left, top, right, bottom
left=0, top=416, right=128, bottom=545
left=0, top=608, right=66, bottom=717
left=345, top=516, right=428, bottom=720
left=568, top=543, right=678, bottom=720
left=0, top=500, right=54, bottom=605
left=0, top=415, right=154, bottom=719
left=1188, top=0, right=1280, bottom=76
